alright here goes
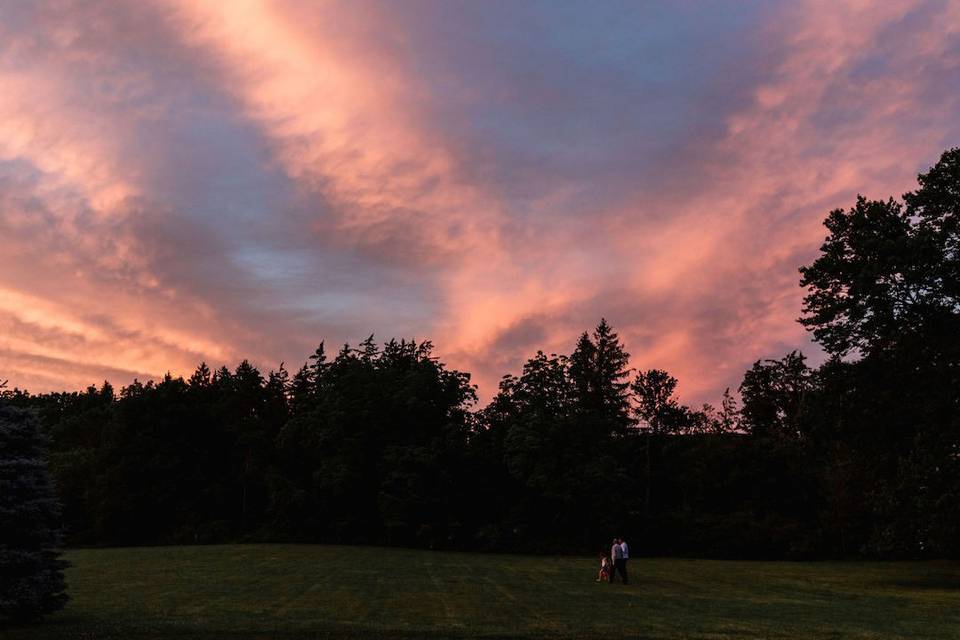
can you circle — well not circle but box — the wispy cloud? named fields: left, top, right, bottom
left=1, top=0, right=958, bottom=403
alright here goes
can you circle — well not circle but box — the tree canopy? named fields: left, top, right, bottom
left=4, top=148, right=960, bottom=559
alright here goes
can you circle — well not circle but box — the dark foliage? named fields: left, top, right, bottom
left=0, top=403, right=69, bottom=621
left=4, top=148, right=960, bottom=560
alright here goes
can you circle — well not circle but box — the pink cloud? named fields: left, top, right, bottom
left=1, top=0, right=959, bottom=409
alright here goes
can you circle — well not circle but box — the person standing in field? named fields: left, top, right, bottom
left=609, top=538, right=625, bottom=583
left=619, top=538, right=629, bottom=584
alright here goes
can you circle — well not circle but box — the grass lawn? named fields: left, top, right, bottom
left=8, top=544, right=960, bottom=639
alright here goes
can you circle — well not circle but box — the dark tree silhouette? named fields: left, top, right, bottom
left=800, top=149, right=960, bottom=358
left=0, top=402, right=68, bottom=621
left=798, top=147, right=960, bottom=557
left=738, top=352, right=811, bottom=440
left=631, top=369, right=686, bottom=517
left=5, top=148, right=960, bottom=561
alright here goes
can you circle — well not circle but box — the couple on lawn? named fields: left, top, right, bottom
left=597, top=537, right=629, bottom=584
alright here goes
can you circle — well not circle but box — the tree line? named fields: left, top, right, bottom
left=3, top=148, right=959, bottom=562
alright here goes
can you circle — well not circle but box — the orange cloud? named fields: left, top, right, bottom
left=1, top=0, right=959, bottom=409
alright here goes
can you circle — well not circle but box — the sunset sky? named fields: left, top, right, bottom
left=2, top=0, right=959, bottom=405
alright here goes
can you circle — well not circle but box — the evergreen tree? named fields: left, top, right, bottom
left=568, top=319, right=633, bottom=435
left=0, top=403, right=68, bottom=621
left=188, top=362, right=212, bottom=389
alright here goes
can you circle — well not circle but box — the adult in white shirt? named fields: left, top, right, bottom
left=619, top=539, right=629, bottom=584
left=610, top=538, right=627, bottom=584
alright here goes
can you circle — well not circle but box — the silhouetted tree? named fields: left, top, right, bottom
left=0, top=402, right=68, bottom=621
left=739, top=352, right=811, bottom=440
left=568, top=319, right=634, bottom=437
left=632, top=369, right=686, bottom=517
left=12, top=145, right=960, bottom=560
left=716, top=388, right=739, bottom=434
left=274, top=338, right=475, bottom=546
left=799, top=147, right=960, bottom=557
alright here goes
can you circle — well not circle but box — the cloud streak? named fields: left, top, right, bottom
left=1, top=0, right=959, bottom=404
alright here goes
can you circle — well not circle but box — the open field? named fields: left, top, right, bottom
left=9, top=544, right=960, bottom=639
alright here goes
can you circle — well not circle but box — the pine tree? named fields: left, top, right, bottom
left=590, top=319, right=633, bottom=429
left=568, top=319, right=633, bottom=436
left=0, top=403, right=68, bottom=621
left=188, top=362, right=212, bottom=389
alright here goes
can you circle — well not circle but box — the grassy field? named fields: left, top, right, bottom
left=8, top=545, right=959, bottom=639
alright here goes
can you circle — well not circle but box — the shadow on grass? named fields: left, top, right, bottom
left=3, top=618, right=630, bottom=640
left=880, top=575, right=960, bottom=591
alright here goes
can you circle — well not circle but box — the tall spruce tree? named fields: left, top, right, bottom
left=0, top=403, right=68, bottom=621
left=568, top=319, right=634, bottom=436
